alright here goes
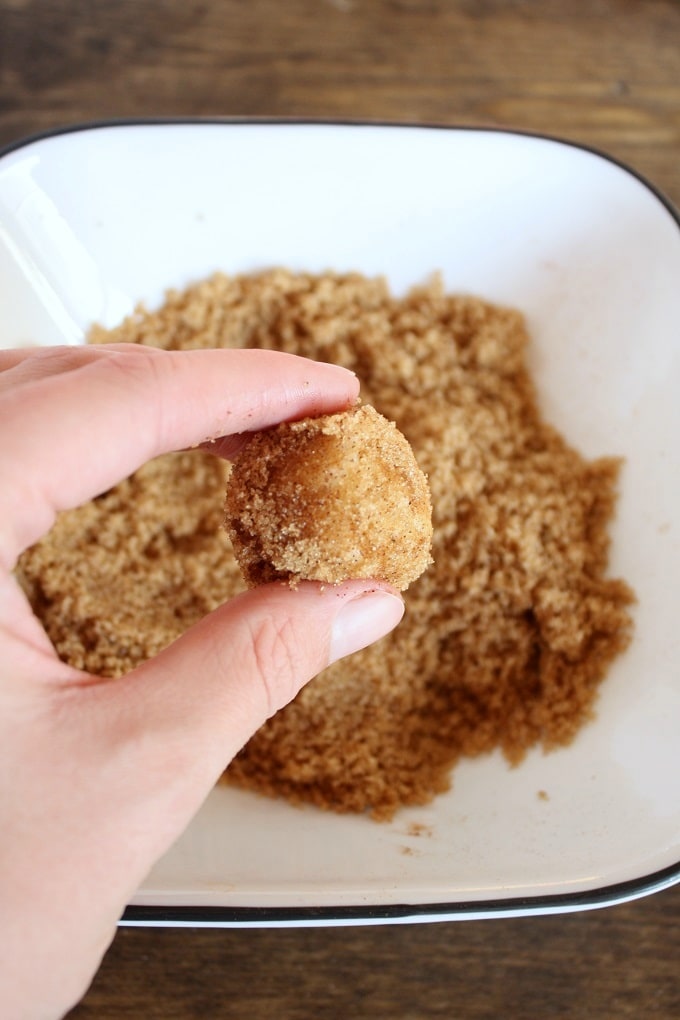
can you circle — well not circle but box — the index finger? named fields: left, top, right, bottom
left=0, top=344, right=359, bottom=569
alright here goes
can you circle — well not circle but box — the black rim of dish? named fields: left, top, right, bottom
left=121, top=858, right=680, bottom=925
left=2, top=119, right=679, bottom=925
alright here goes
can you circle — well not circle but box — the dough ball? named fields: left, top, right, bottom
left=225, top=405, right=433, bottom=590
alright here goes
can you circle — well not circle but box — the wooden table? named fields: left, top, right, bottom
left=2, top=2, right=679, bottom=1016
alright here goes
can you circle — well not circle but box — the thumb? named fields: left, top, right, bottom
left=0, top=583, right=403, bottom=1019
left=110, top=580, right=404, bottom=813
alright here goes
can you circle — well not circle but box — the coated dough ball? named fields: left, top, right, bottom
left=225, top=405, right=433, bottom=590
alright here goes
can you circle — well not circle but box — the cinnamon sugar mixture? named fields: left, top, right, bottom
left=16, top=271, right=634, bottom=818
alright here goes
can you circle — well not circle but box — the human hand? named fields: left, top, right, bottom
left=0, top=344, right=404, bottom=1019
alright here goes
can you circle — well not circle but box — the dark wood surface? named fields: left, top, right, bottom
left=1, top=1, right=679, bottom=1017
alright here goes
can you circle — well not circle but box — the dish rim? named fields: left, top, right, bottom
left=0, top=115, right=678, bottom=228
left=120, top=860, right=680, bottom=926
left=2, top=117, right=679, bottom=925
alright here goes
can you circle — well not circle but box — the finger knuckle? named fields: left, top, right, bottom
left=98, top=345, right=171, bottom=446
left=247, top=613, right=306, bottom=718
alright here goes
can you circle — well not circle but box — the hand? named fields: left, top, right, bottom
left=0, top=344, right=404, bottom=1019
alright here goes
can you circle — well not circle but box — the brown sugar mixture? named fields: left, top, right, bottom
left=16, top=270, right=634, bottom=818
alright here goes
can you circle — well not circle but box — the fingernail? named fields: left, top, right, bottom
left=329, top=590, right=404, bottom=665
left=317, top=360, right=357, bottom=379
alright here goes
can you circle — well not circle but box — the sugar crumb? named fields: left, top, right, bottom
left=407, top=822, right=434, bottom=838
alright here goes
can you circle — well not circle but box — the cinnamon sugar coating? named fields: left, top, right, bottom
left=225, top=405, right=433, bottom=591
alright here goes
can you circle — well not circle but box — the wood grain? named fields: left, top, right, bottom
left=1, top=1, right=678, bottom=1017
left=1, top=0, right=679, bottom=204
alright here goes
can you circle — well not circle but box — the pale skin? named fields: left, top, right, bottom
left=0, top=344, right=404, bottom=1019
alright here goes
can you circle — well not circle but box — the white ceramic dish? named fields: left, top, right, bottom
left=1, top=122, right=679, bottom=926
